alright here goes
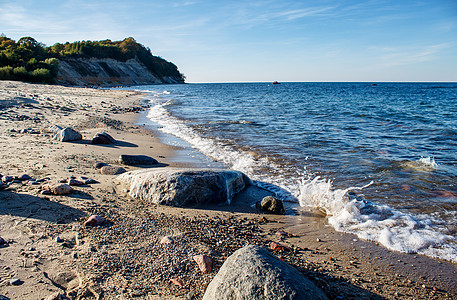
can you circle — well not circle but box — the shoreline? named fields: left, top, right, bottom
left=0, top=81, right=455, bottom=299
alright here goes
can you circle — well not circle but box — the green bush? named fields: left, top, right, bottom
left=30, top=68, right=51, bottom=83
left=0, top=66, right=13, bottom=79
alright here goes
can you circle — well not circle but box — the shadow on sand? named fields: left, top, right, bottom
left=0, top=190, right=85, bottom=224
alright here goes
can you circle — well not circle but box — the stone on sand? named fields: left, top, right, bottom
left=118, top=154, right=158, bottom=166
left=193, top=254, right=213, bottom=274
left=53, top=127, right=82, bottom=142
left=259, top=196, right=285, bottom=215
left=100, top=165, right=126, bottom=175
left=116, top=168, right=251, bottom=207
left=91, top=131, right=116, bottom=144
left=41, top=183, right=74, bottom=195
left=203, top=245, right=328, bottom=300
left=84, top=215, right=106, bottom=227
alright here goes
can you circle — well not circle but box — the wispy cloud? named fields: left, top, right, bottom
left=372, top=43, right=450, bottom=67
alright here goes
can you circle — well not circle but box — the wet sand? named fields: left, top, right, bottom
left=0, top=81, right=455, bottom=299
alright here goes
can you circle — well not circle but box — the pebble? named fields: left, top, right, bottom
left=55, top=236, right=62, bottom=243
left=160, top=236, right=174, bottom=245
left=84, top=215, right=106, bottom=227
left=170, top=277, right=184, bottom=287
left=193, top=254, right=213, bottom=273
left=269, top=241, right=288, bottom=252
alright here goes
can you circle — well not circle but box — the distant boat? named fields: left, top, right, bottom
left=272, top=81, right=280, bottom=85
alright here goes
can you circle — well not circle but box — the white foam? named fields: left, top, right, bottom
left=297, top=176, right=457, bottom=262
left=143, top=91, right=457, bottom=263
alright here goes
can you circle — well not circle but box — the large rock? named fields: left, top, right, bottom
left=203, top=245, right=328, bottom=300
left=116, top=168, right=251, bottom=206
left=118, top=154, right=158, bottom=166
left=53, top=127, right=82, bottom=142
left=91, top=132, right=115, bottom=144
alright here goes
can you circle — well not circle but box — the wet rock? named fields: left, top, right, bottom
left=259, top=196, right=285, bottom=215
left=84, top=215, right=106, bottom=227
left=41, top=183, right=74, bottom=195
left=94, top=162, right=108, bottom=169
left=203, top=245, right=328, bottom=300
left=117, top=168, right=251, bottom=207
left=118, top=154, right=158, bottom=166
left=100, top=166, right=126, bottom=175
left=91, top=131, right=115, bottom=144
left=53, top=127, right=82, bottom=142
left=193, top=254, right=213, bottom=274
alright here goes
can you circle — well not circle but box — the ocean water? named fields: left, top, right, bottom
left=125, top=82, right=457, bottom=262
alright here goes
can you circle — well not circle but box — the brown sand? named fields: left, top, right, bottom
left=0, top=81, right=456, bottom=299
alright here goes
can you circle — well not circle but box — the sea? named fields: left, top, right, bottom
left=121, top=82, right=457, bottom=263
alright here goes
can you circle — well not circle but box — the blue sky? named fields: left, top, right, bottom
left=1, top=0, right=456, bottom=82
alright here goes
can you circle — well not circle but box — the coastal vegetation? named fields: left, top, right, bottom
left=0, top=35, right=184, bottom=84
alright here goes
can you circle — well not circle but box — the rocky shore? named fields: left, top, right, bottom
left=0, top=81, right=456, bottom=299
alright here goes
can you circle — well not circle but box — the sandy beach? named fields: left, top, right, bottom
left=0, top=80, right=456, bottom=300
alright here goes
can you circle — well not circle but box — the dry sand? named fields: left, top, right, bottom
left=0, top=80, right=456, bottom=299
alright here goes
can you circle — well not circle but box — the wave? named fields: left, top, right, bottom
left=143, top=91, right=457, bottom=263
left=297, top=176, right=457, bottom=262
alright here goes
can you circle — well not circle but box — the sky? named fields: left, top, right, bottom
left=1, top=0, right=456, bottom=82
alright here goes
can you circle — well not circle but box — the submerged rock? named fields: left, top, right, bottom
left=116, top=168, right=251, bottom=207
left=203, top=245, right=328, bottom=300
left=118, top=154, right=158, bottom=166
left=53, top=127, right=82, bottom=142
left=259, top=196, right=285, bottom=215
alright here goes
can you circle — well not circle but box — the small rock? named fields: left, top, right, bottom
left=316, top=238, right=322, bottom=242
left=270, top=241, right=289, bottom=252
left=275, top=230, right=288, bottom=238
left=160, top=236, right=174, bottom=245
left=193, top=254, right=213, bottom=273
left=53, top=127, right=82, bottom=142
left=170, top=277, right=184, bottom=287
left=2, top=176, right=13, bottom=183
left=94, top=162, right=108, bottom=169
left=259, top=196, right=285, bottom=215
left=48, top=125, right=63, bottom=133
left=91, top=132, right=116, bottom=145
left=78, top=176, right=97, bottom=184
left=40, top=190, right=51, bottom=195
left=0, top=236, right=7, bottom=246
left=9, top=278, right=22, bottom=286
left=41, top=183, right=74, bottom=195
left=55, top=236, right=62, bottom=243
left=100, top=166, right=126, bottom=175
left=84, top=215, right=106, bottom=227
left=67, top=178, right=84, bottom=186
left=118, top=154, right=158, bottom=166
left=18, top=174, right=32, bottom=181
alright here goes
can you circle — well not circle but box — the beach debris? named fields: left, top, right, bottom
left=84, top=215, right=106, bottom=227
left=94, top=162, right=108, bottom=169
left=116, top=168, right=252, bottom=207
left=258, top=196, right=285, bottom=215
left=53, top=127, right=82, bottom=142
left=269, top=241, right=289, bottom=252
left=170, top=277, right=185, bottom=287
left=160, top=236, right=174, bottom=245
left=91, top=131, right=116, bottom=144
left=100, top=165, right=126, bottom=175
left=193, top=254, right=213, bottom=273
left=41, top=183, right=74, bottom=195
left=118, top=154, right=158, bottom=166
left=202, top=245, right=328, bottom=300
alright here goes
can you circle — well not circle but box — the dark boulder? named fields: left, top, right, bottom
left=91, top=132, right=116, bottom=145
left=258, top=196, right=285, bottom=215
left=118, top=154, right=158, bottom=166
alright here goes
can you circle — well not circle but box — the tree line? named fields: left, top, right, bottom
left=0, top=35, right=185, bottom=84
